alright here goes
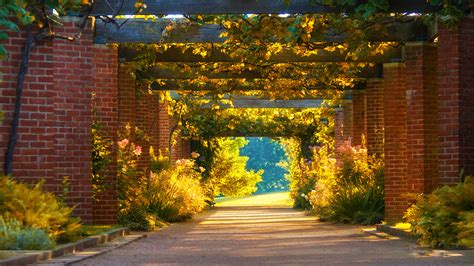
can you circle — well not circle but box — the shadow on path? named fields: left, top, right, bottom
left=75, top=206, right=474, bottom=265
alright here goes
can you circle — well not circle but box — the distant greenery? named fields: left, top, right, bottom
left=240, top=137, right=289, bottom=193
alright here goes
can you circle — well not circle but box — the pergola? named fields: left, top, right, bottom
left=89, top=0, right=440, bottom=108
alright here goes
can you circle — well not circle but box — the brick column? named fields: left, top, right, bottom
left=383, top=63, right=408, bottom=222
left=118, top=65, right=136, bottom=129
left=342, top=100, right=354, bottom=143
left=91, top=44, right=119, bottom=223
left=366, top=79, right=384, bottom=156
left=405, top=42, right=439, bottom=194
left=352, top=90, right=367, bottom=147
left=438, top=17, right=474, bottom=185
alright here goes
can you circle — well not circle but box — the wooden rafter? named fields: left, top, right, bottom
left=150, top=79, right=363, bottom=91
left=140, top=64, right=382, bottom=79
left=119, top=45, right=403, bottom=63
left=94, top=18, right=430, bottom=44
left=91, top=0, right=438, bottom=16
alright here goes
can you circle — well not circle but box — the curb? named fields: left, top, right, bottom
left=0, top=227, right=130, bottom=266
left=42, top=233, right=147, bottom=265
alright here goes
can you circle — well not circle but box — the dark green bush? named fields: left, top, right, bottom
left=118, top=205, right=157, bottom=231
left=405, top=176, right=474, bottom=248
left=0, top=217, right=54, bottom=250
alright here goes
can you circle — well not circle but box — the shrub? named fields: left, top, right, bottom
left=307, top=142, right=384, bottom=225
left=146, top=159, right=207, bottom=222
left=404, top=176, right=474, bottom=248
left=118, top=205, right=157, bottom=232
left=0, top=176, right=81, bottom=240
left=0, top=217, right=54, bottom=250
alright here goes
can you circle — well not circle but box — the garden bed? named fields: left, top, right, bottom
left=0, top=227, right=128, bottom=266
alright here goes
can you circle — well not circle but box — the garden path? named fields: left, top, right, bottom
left=74, top=206, right=473, bottom=265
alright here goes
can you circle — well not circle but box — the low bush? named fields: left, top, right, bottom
left=0, top=217, right=54, bottom=250
left=118, top=205, right=158, bottom=231
left=0, top=176, right=81, bottom=241
left=404, top=176, right=474, bottom=248
left=146, top=159, right=207, bottom=222
left=307, top=142, right=384, bottom=225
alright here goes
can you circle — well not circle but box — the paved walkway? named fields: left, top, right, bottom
left=75, top=207, right=474, bottom=265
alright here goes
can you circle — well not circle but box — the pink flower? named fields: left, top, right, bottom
left=117, top=139, right=129, bottom=149
left=133, top=145, right=142, bottom=156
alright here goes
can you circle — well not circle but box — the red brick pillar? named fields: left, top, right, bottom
left=52, top=19, right=95, bottom=222
left=352, top=90, right=367, bottom=147
left=342, top=100, right=354, bottom=143
left=438, top=17, right=474, bottom=185
left=366, top=79, right=384, bottom=156
left=135, top=90, right=162, bottom=169
left=334, top=108, right=345, bottom=161
left=158, top=103, right=172, bottom=158
left=118, top=65, right=136, bottom=129
left=383, top=63, right=408, bottom=222
left=405, top=42, right=439, bottom=194
left=91, top=44, right=119, bottom=223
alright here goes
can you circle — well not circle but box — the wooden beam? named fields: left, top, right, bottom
left=150, top=79, right=364, bottom=91
left=91, top=0, right=438, bottom=16
left=141, top=64, right=382, bottom=79
left=119, top=45, right=403, bottom=63
left=203, top=99, right=325, bottom=108
left=95, top=18, right=429, bottom=44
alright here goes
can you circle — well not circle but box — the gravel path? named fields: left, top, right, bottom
left=75, top=206, right=474, bottom=265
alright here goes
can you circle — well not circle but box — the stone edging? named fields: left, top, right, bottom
left=0, top=227, right=129, bottom=266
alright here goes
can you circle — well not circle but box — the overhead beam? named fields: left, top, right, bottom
left=119, top=45, right=403, bottom=63
left=91, top=0, right=438, bottom=16
left=141, top=64, right=382, bottom=79
left=203, top=99, right=325, bottom=108
left=95, top=18, right=430, bottom=44
left=150, top=79, right=364, bottom=91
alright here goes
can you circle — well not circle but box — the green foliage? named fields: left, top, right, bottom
left=146, top=159, right=207, bottom=222
left=118, top=205, right=158, bottom=232
left=240, top=137, right=289, bottom=193
left=300, top=141, right=385, bottom=225
left=0, top=176, right=81, bottom=240
left=204, top=138, right=263, bottom=198
left=0, top=217, right=54, bottom=250
left=91, top=118, right=112, bottom=201
left=404, top=176, right=474, bottom=248
left=0, top=0, right=91, bottom=62
left=325, top=143, right=384, bottom=225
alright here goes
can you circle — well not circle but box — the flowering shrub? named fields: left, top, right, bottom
left=304, top=141, right=384, bottom=225
left=146, top=159, right=207, bottom=222
left=116, top=124, right=147, bottom=213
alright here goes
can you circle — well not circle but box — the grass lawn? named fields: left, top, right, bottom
left=79, top=224, right=122, bottom=237
left=215, top=191, right=293, bottom=207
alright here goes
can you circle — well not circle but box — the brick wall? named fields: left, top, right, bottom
left=0, top=18, right=119, bottom=223
left=383, top=63, right=408, bottom=222
left=438, top=17, right=474, bottom=184
left=366, top=79, right=384, bottom=156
